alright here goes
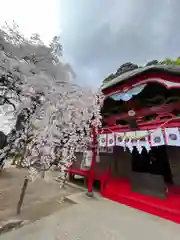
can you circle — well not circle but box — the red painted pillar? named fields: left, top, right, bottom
left=87, top=126, right=97, bottom=196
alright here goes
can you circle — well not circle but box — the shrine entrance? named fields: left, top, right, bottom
left=131, top=146, right=173, bottom=199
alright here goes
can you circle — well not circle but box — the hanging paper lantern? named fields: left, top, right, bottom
left=107, top=133, right=115, bottom=147
left=115, top=132, right=125, bottom=147
left=99, top=134, right=106, bottom=147
left=150, top=128, right=164, bottom=147
left=165, top=128, right=180, bottom=146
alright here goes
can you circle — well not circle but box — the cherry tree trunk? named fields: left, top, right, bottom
left=17, top=177, right=29, bottom=214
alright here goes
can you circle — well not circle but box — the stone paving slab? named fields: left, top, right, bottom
left=1, top=192, right=180, bottom=240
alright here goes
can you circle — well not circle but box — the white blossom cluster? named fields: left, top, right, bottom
left=0, top=22, right=104, bottom=183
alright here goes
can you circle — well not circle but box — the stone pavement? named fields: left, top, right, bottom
left=1, top=192, right=180, bottom=240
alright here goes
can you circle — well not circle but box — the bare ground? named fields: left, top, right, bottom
left=0, top=167, right=81, bottom=223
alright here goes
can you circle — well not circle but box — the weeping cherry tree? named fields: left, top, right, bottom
left=0, top=22, right=103, bottom=192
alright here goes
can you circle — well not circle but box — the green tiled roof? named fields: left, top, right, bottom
left=101, top=65, right=180, bottom=91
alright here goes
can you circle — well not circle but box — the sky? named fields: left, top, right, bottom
left=1, top=0, right=180, bottom=87
left=0, top=0, right=61, bottom=44
left=0, top=0, right=180, bottom=132
left=59, top=0, right=180, bottom=86
left=0, top=0, right=61, bottom=133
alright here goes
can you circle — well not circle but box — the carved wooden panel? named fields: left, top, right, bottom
left=131, top=172, right=166, bottom=199
left=111, top=146, right=132, bottom=178
left=167, top=146, right=180, bottom=186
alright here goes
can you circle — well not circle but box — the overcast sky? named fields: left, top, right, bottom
left=0, top=0, right=60, bottom=43
left=59, top=0, right=180, bottom=86
left=1, top=0, right=180, bottom=88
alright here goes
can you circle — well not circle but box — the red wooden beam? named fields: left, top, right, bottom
left=104, top=102, right=180, bottom=126
left=100, top=118, right=180, bottom=134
